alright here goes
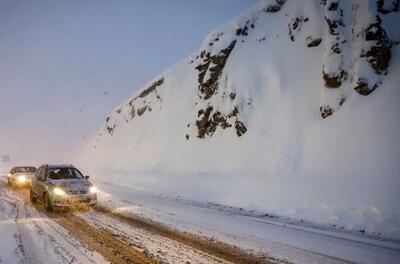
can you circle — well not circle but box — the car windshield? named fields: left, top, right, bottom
left=14, top=167, right=36, bottom=173
left=47, top=168, right=84, bottom=180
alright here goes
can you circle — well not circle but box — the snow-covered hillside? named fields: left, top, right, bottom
left=76, top=0, right=400, bottom=239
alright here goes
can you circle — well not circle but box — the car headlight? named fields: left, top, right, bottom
left=17, top=175, right=27, bottom=183
left=89, top=186, right=97, bottom=194
left=53, top=187, right=66, bottom=196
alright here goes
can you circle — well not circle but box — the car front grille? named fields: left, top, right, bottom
left=68, top=189, right=87, bottom=195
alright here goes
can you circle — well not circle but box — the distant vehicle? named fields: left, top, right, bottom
left=8, top=166, right=37, bottom=188
left=30, top=164, right=97, bottom=211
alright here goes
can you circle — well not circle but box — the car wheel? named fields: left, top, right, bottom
left=30, top=188, right=37, bottom=203
left=44, top=193, right=53, bottom=212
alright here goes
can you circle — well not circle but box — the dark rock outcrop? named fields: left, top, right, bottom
left=325, top=2, right=345, bottom=36
left=195, top=41, right=236, bottom=100
left=377, top=0, right=399, bottom=14
left=235, top=121, right=247, bottom=137
left=236, top=26, right=249, bottom=37
left=328, top=0, right=339, bottom=11
left=323, top=69, right=346, bottom=88
left=106, top=124, right=116, bottom=135
left=264, top=0, right=287, bottom=13
left=306, top=36, right=322, bottom=47
left=195, top=105, right=246, bottom=138
left=354, top=79, right=378, bottom=96
left=138, top=78, right=164, bottom=98
left=354, top=15, right=392, bottom=95
left=137, top=106, right=148, bottom=116
left=236, top=19, right=256, bottom=37
left=320, top=105, right=334, bottom=119
left=288, top=16, right=308, bottom=41
left=363, top=16, right=391, bottom=75
left=129, top=105, right=135, bottom=120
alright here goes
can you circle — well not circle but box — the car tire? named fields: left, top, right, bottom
left=44, top=193, right=53, bottom=212
left=30, top=188, right=37, bottom=203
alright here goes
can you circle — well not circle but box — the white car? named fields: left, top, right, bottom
left=8, top=166, right=37, bottom=188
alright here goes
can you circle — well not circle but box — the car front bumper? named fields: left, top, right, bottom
left=51, top=194, right=97, bottom=207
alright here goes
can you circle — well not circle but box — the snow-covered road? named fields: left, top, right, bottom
left=0, top=180, right=108, bottom=264
left=77, top=210, right=232, bottom=264
left=0, top=177, right=263, bottom=264
left=2, top=175, right=400, bottom=264
left=95, top=181, right=400, bottom=264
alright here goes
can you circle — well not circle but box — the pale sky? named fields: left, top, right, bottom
left=0, top=0, right=258, bottom=168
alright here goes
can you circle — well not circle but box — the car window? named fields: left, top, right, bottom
left=14, top=167, right=36, bottom=173
left=47, top=168, right=83, bottom=180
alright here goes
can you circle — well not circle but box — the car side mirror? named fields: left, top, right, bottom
left=9, top=169, right=13, bottom=174
left=85, top=175, right=90, bottom=180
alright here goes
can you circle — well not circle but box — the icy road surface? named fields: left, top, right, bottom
left=0, top=177, right=253, bottom=264
left=2, top=174, right=400, bottom=264
left=95, top=181, right=400, bottom=264
left=0, top=180, right=108, bottom=264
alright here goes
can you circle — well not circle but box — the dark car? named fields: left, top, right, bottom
left=30, top=164, right=97, bottom=211
left=8, top=166, right=37, bottom=188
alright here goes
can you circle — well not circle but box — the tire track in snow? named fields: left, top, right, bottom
left=45, top=211, right=158, bottom=264
left=22, top=204, right=91, bottom=264
left=13, top=183, right=158, bottom=264
left=15, top=200, right=41, bottom=264
left=6, top=177, right=274, bottom=264
left=78, top=210, right=232, bottom=264
left=0, top=178, right=108, bottom=264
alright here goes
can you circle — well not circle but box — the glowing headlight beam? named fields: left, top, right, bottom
left=53, top=187, right=66, bottom=196
left=89, top=186, right=97, bottom=194
left=17, top=175, right=27, bottom=183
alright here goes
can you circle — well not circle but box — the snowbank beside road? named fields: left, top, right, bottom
left=93, top=181, right=400, bottom=264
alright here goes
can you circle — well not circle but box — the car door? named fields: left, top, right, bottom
left=33, top=167, right=46, bottom=198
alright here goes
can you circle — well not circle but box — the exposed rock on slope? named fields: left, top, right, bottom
left=319, top=0, right=396, bottom=118
left=101, top=0, right=397, bottom=136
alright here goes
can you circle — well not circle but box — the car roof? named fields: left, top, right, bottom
left=44, top=164, right=75, bottom=169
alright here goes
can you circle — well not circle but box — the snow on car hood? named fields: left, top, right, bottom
left=48, top=179, right=91, bottom=190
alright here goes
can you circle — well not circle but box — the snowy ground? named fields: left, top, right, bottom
left=1, top=173, right=399, bottom=264
left=0, top=178, right=108, bottom=264
left=0, top=176, right=245, bottom=264
left=95, top=180, right=400, bottom=264
left=77, top=211, right=231, bottom=264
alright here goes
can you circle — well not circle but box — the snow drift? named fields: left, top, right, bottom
left=75, top=0, right=400, bottom=239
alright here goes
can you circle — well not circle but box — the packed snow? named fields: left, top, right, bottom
left=0, top=177, right=108, bottom=264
